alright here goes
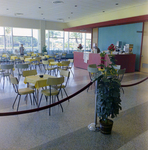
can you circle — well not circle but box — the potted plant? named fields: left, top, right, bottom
left=108, top=44, right=115, bottom=54
left=42, top=45, right=47, bottom=54
left=77, top=44, right=83, bottom=50
left=96, top=55, right=122, bottom=134
left=100, top=51, right=106, bottom=69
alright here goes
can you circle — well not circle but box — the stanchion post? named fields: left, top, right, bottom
left=88, top=80, right=98, bottom=131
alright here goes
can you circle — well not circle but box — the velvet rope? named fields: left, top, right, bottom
left=121, top=77, right=148, bottom=87
left=0, top=77, right=148, bottom=116
left=0, top=82, right=93, bottom=116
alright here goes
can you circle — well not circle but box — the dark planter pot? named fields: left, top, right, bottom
left=99, top=119, right=113, bottom=134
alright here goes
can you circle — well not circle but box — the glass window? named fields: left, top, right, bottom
left=0, top=36, right=4, bottom=52
left=13, top=36, right=32, bottom=52
left=0, top=27, right=4, bottom=35
left=64, top=32, right=68, bottom=50
left=86, top=33, right=91, bottom=50
left=13, top=28, right=32, bottom=36
left=49, top=30, right=63, bottom=38
left=5, top=27, right=12, bottom=52
left=33, top=29, right=38, bottom=53
left=46, top=30, right=91, bottom=52
left=49, top=30, right=64, bottom=51
left=50, top=38, right=63, bottom=50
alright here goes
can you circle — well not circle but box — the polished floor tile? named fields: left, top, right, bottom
left=0, top=66, right=148, bottom=150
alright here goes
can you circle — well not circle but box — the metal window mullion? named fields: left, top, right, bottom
left=68, top=32, right=69, bottom=53
left=11, top=27, right=13, bottom=52
left=63, top=31, right=64, bottom=52
left=4, top=27, right=6, bottom=51
left=31, top=29, right=33, bottom=52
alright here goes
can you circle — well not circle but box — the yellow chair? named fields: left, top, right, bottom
left=9, top=75, right=38, bottom=111
left=58, top=61, right=70, bottom=70
left=58, top=70, right=70, bottom=101
left=31, top=57, right=41, bottom=70
left=117, top=68, right=126, bottom=94
left=22, top=70, right=37, bottom=89
left=87, top=64, right=102, bottom=92
left=1, top=64, right=14, bottom=89
left=39, top=76, right=64, bottom=115
left=16, top=64, right=29, bottom=81
left=67, top=59, right=74, bottom=76
left=42, top=60, right=57, bottom=75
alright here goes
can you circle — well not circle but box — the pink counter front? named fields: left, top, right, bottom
left=74, top=52, right=110, bottom=70
left=74, top=52, right=136, bottom=73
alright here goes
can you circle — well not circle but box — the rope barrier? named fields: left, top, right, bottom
left=0, top=76, right=148, bottom=116
left=0, top=82, right=93, bottom=116
left=121, top=77, right=148, bottom=87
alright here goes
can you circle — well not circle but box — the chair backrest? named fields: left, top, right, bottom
left=20, top=56, right=24, bottom=60
left=113, top=65, right=121, bottom=70
left=68, top=59, right=74, bottom=66
left=61, top=61, right=70, bottom=66
left=47, top=76, right=64, bottom=86
left=60, top=69, right=70, bottom=78
left=60, top=70, right=70, bottom=86
left=9, top=75, right=19, bottom=93
left=1, top=64, right=14, bottom=70
left=16, top=64, right=29, bottom=69
left=117, top=68, right=126, bottom=82
left=87, top=64, right=98, bottom=73
left=35, top=57, right=41, bottom=62
left=48, top=59, right=55, bottom=63
left=42, top=60, right=49, bottom=65
left=87, top=64, right=102, bottom=81
left=24, top=56, right=30, bottom=59
left=9, top=75, right=19, bottom=85
left=88, top=64, right=97, bottom=68
left=22, top=70, right=37, bottom=77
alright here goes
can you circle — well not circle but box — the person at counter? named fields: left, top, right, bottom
left=92, top=43, right=100, bottom=53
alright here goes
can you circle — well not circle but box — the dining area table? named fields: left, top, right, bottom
left=24, top=74, right=57, bottom=104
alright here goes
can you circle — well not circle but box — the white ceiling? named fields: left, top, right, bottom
left=0, top=0, right=148, bottom=23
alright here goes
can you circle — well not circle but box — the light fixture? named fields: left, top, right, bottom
left=53, top=1, right=64, bottom=4
left=57, top=18, right=64, bottom=21
left=15, top=13, right=23, bottom=16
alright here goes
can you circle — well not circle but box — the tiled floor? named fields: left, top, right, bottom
left=0, top=65, right=148, bottom=150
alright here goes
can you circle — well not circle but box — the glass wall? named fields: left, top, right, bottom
left=0, top=27, right=39, bottom=54
left=46, top=30, right=91, bottom=53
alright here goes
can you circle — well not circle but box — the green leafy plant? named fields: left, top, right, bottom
left=100, top=51, right=106, bottom=57
left=96, top=55, right=122, bottom=124
left=42, top=45, right=47, bottom=53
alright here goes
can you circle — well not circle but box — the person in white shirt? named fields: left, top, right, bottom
left=19, top=44, right=24, bottom=56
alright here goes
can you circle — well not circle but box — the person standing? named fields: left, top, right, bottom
left=19, top=44, right=24, bottom=56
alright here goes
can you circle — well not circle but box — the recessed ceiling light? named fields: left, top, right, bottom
left=15, top=13, right=23, bottom=16
left=75, top=5, right=77, bottom=7
left=57, top=18, right=63, bottom=20
left=53, top=1, right=64, bottom=4
left=116, top=3, right=119, bottom=5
